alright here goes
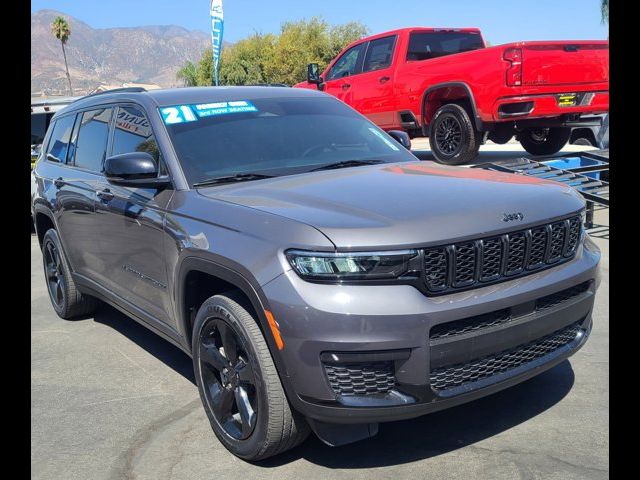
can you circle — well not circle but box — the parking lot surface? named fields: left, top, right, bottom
left=31, top=146, right=608, bottom=480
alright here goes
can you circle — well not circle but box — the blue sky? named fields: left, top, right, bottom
left=32, top=0, right=608, bottom=44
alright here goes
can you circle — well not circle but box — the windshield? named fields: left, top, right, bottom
left=161, top=96, right=415, bottom=186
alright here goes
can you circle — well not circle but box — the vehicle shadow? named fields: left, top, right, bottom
left=92, top=303, right=196, bottom=383
left=265, top=360, right=575, bottom=468
left=91, top=302, right=575, bottom=469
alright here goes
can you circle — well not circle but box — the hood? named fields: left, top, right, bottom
left=198, top=161, right=585, bottom=249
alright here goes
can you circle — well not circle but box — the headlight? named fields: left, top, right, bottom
left=285, top=249, right=419, bottom=282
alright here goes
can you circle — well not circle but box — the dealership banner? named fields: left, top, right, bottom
left=210, top=0, right=224, bottom=86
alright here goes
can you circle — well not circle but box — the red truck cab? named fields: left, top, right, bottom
left=295, top=27, right=609, bottom=164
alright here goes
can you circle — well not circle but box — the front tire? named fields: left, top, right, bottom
left=192, top=293, right=309, bottom=461
left=428, top=103, right=481, bottom=165
left=42, top=229, right=98, bottom=319
left=518, top=127, right=571, bottom=156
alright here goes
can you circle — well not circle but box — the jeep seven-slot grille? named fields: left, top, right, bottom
left=423, top=216, right=582, bottom=294
left=324, top=362, right=395, bottom=396
left=430, top=321, right=583, bottom=392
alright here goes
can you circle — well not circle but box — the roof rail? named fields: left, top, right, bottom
left=88, top=87, right=147, bottom=96
left=67, top=87, right=148, bottom=106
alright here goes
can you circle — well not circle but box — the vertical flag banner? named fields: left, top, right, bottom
left=210, top=0, right=224, bottom=86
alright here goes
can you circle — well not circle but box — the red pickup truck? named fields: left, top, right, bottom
left=294, top=27, right=609, bottom=164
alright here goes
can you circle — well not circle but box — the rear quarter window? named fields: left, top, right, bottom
left=45, top=114, right=76, bottom=163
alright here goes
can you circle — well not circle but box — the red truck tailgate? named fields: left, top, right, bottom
left=521, top=41, right=608, bottom=87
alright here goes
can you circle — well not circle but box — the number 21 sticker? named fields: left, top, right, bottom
left=160, top=105, right=198, bottom=124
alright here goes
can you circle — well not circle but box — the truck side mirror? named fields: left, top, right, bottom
left=307, top=63, right=323, bottom=88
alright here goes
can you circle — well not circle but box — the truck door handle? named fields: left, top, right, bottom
left=379, top=76, right=390, bottom=83
left=97, top=188, right=114, bottom=202
left=342, top=83, right=351, bottom=90
left=54, top=177, right=64, bottom=188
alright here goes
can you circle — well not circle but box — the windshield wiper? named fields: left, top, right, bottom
left=193, top=173, right=275, bottom=187
left=309, top=159, right=384, bottom=172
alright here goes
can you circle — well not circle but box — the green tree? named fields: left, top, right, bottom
left=177, top=17, right=368, bottom=87
left=601, top=0, right=609, bottom=24
left=51, top=16, right=74, bottom=95
left=219, top=33, right=276, bottom=85
left=196, top=48, right=214, bottom=86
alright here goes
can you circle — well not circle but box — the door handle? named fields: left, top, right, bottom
left=341, top=83, right=351, bottom=90
left=379, top=76, right=390, bottom=83
left=54, top=177, right=64, bottom=188
left=97, top=188, right=114, bottom=202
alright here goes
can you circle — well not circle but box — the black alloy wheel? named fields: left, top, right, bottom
left=44, top=240, right=65, bottom=309
left=428, top=103, right=481, bottom=165
left=434, top=115, right=462, bottom=155
left=192, top=293, right=310, bottom=460
left=198, top=317, right=258, bottom=440
left=41, top=228, right=98, bottom=319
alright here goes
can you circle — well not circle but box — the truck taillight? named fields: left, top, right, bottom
left=504, top=48, right=522, bottom=86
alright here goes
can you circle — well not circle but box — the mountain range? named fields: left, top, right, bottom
left=32, top=9, right=220, bottom=96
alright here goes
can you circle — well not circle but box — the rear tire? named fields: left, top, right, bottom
left=518, top=127, right=571, bottom=156
left=42, top=229, right=98, bottom=319
left=428, top=103, right=481, bottom=165
left=572, top=137, right=594, bottom=147
left=192, top=292, right=310, bottom=461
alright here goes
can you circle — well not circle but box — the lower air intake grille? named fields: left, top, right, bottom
left=430, top=321, right=583, bottom=392
left=430, top=309, right=511, bottom=340
left=324, top=362, right=395, bottom=396
left=536, top=281, right=591, bottom=311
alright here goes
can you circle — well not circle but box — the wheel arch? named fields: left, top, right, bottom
left=421, top=82, right=482, bottom=136
left=33, top=205, right=57, bottom=247
left=175, top=256, right=276, bottom=355
left=570, top=127, right=597, bottom=147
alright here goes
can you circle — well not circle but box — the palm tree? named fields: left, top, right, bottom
left=176, top=61, right=198, bottom=87
left=601, top=0, right=609, bottom=24
left=51, top=16, right=74, bottom=95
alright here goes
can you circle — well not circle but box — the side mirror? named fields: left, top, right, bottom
left=307, top=63, right=323, bottom=87
left=104, top=152, right=170, bottom=188
left=387, top=130, right=412, bottom=150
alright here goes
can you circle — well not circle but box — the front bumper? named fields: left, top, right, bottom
left=262, top=236, right=600, bottom=425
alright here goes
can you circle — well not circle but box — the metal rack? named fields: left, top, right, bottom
left=474, top=150, right=609, bottom=230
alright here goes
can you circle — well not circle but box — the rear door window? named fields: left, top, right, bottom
left=45, top=114, right=76, bottom=163
left=72, top=108, right=114, bottom=172
left=406, top=32, right=484, bottom=61
left=363, top=36, right=396, bottom=72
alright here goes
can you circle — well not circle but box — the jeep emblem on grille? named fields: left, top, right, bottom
left=502, top=212, right=524, bottom=222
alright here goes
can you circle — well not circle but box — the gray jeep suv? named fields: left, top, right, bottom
left=32, top=86, right=600, bottom=460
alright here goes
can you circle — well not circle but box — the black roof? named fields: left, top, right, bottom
left=65, top=86, right=325, bottom=113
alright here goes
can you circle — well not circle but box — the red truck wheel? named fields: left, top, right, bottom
left=518, top=127, right=571, bottom=156
left=429, top=104, right=481, bottom=165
